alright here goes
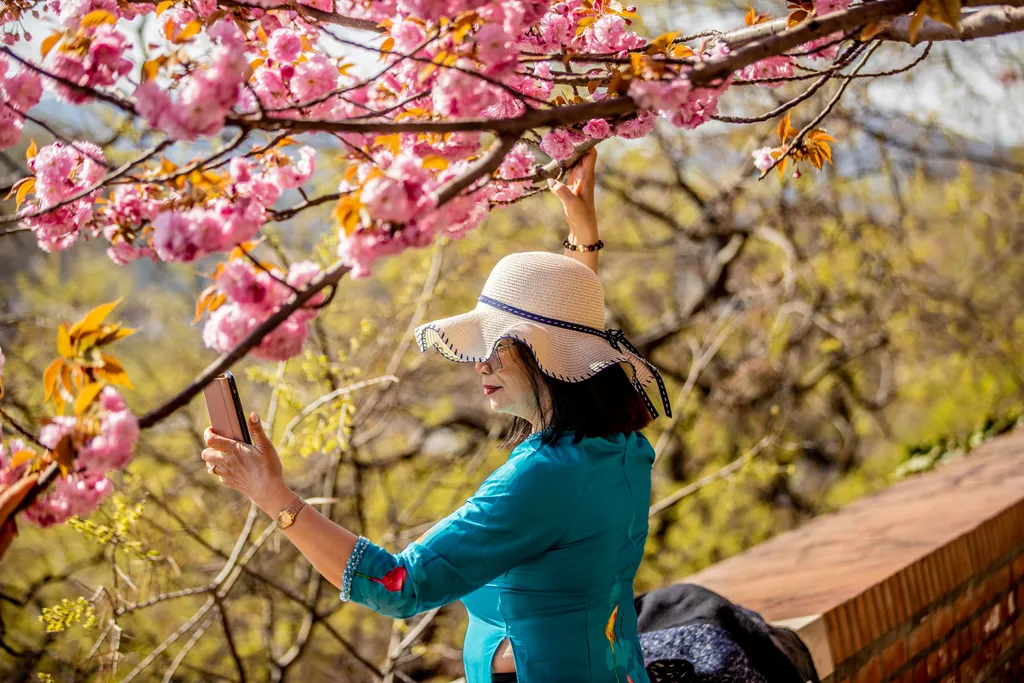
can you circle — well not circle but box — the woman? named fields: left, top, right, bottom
left=202, top=149, right=671, bottom=683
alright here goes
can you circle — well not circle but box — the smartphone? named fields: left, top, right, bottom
left=203, top=371, right=252, bottom=445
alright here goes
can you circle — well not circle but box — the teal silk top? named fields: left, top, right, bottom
left=340, top=430, right=654, bottom=683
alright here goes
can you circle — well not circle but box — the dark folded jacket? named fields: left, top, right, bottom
left=633, top=583, right=820, bottom=683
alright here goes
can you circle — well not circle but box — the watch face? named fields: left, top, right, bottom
left=280, top=511, right=294, bottom=526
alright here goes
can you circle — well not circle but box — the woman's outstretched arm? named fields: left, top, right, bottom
left=549, top=148, right=600, bottom=275
left=203, top=413, right=359, bottom=591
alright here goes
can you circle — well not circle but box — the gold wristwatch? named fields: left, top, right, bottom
left=276, top=496, right=306, bottom=529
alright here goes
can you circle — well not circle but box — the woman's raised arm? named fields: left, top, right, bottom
left=548, top=148, right=601, bottom=275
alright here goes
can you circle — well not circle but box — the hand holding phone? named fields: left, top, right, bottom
left=203, top=371, right=252, bottom=445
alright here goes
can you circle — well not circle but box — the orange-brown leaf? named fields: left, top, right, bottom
left=95, top=353, right=133, bottom=389
left=776, top=156, right=789, bottom=177
left=70, top=297, right=123, bottom=339
left=175, top=18, right=202, bottom=42
left=142, top=58, right=162, bottom=81
left=15, top=177, right=35, bottom=210
left=81, top=9, right=116, bottom=27
left=193, top=284, right=218, bottom=324
left=94, top=325, right=136, bottom=346
left=50, top=433, right=75, bottom=469
left=40, top=33, right=62, bottom=60
left=9, top=449, right=35, bottom=469
left=57, top=323, right=74, bottom=358
left=43, top=358, right=63, bottom=401
left=907, top=4, right=928, bottom=44
left=60, top=363, right=74, bottom=397
left=74, top=381, right=105, bottom=416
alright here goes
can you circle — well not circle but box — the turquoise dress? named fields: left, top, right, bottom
left=340, top=430, right=654, bottom=683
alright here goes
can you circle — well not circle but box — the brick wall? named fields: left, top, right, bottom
left=829, top=504, right=1022, bottom=683
left=682, top=431, right=1024, bottom=683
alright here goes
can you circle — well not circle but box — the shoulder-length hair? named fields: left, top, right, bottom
left=501, top=340, right=653, bottom=449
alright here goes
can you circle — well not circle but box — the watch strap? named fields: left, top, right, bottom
left=277, top=496, right=306, bottom=528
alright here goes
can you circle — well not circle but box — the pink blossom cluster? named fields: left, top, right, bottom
left=39, top=387, right=139, bottom=475
left=521, top=2, right=645, bottom=55
left=627, top=42, right=735, bottom=131
left=97, top=184, right=163, bottom=265
left=149, top=146, right=314, bottom=263
left=739, top=55, right=795, bottom=87
left=0, top=57, right=43, bottom=150
left=20, top=141, right=107, bottom=252
left=135, top=19, right=249, bottom=140
left=22, top=472, right=115, bottom=528
left=50, top=24, right=133, bottom=104
left=3, top=386, right=139, bottom=529
left=338, top=149, right=517, bottom=276
left=0, top=438, right=30, bottom=488
left=202, top=259, right=326, bottom=361
left=752, top=147, right=776, bottom=172
left=248, top=53, right=364, bottom=120
left=0, top=435, right=113, bottom=530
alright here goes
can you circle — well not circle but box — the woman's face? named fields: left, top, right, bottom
left=474, top=341, right=542, bottom=423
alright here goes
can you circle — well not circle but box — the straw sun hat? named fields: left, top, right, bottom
left=414, top=251, right=672, bottom=418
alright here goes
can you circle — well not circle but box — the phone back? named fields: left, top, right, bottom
left=203, top=375, right=249, bottom=444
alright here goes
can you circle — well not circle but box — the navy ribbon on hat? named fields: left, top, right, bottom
left=478, top=295, right=672, bottom=419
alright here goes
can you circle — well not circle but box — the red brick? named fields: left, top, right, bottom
left=883, top=637, right=908, bottom=677
left=1006, top=588, right=1017, bottom=617
left=1017, top=613, right=1024, bottom=641
left=910, top=618, right=932, bottom=657
left=960, top=655, right=977, bottom=683
left=955, top=590, right=974, bottom=624
left=900, top=671, right=913, bottom=683
left=933, top=604, right=954, bottom=639
left=854, top=656, right=882, bottom=683
left=978, top=639, right=996, bottom=669
left=997, top=624, right=1013, bottom=656
left=940, top=639, right=955, bottom=671
left=994, top=565, right=1011, bottom=591
left=914, top=660, right=928, bottom=683
left=981, top=574, right=997, bottom=606
left=982, top=602, right=1003, bottom=638
left=970, top=616, right=982, bottom=645
left=927, top=649, right=941, bottom=677
left=959, top=626, right=971, bottom=657
left=1012, top=552, right=1024, bottom=582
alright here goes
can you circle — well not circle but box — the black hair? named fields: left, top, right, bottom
left=500, top=339, right=653, bottom=449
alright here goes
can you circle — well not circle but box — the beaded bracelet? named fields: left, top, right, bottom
left=562, top=237, right=604, bottom=252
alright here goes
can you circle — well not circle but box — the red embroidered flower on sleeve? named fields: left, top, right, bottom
left=370, top=566, right=408, bottom=592
left=353, top=566, right=408, bottom=592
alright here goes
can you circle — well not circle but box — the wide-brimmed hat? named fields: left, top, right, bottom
left=414, top=251, right=671, bottom=418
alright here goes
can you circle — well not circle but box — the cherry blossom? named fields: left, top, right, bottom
left=22, top=471, right=114, bottom=528
left=202, top=259, right=325, bottom=361
left=21, top=141, right=106, bottom=252
left=739, top=56, right=795, bottom=86
left=0, top=58, right=43, bottom=150
left=0, top=438, right=30, bottom=488
left=752, top=147, right=775, bottom=172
